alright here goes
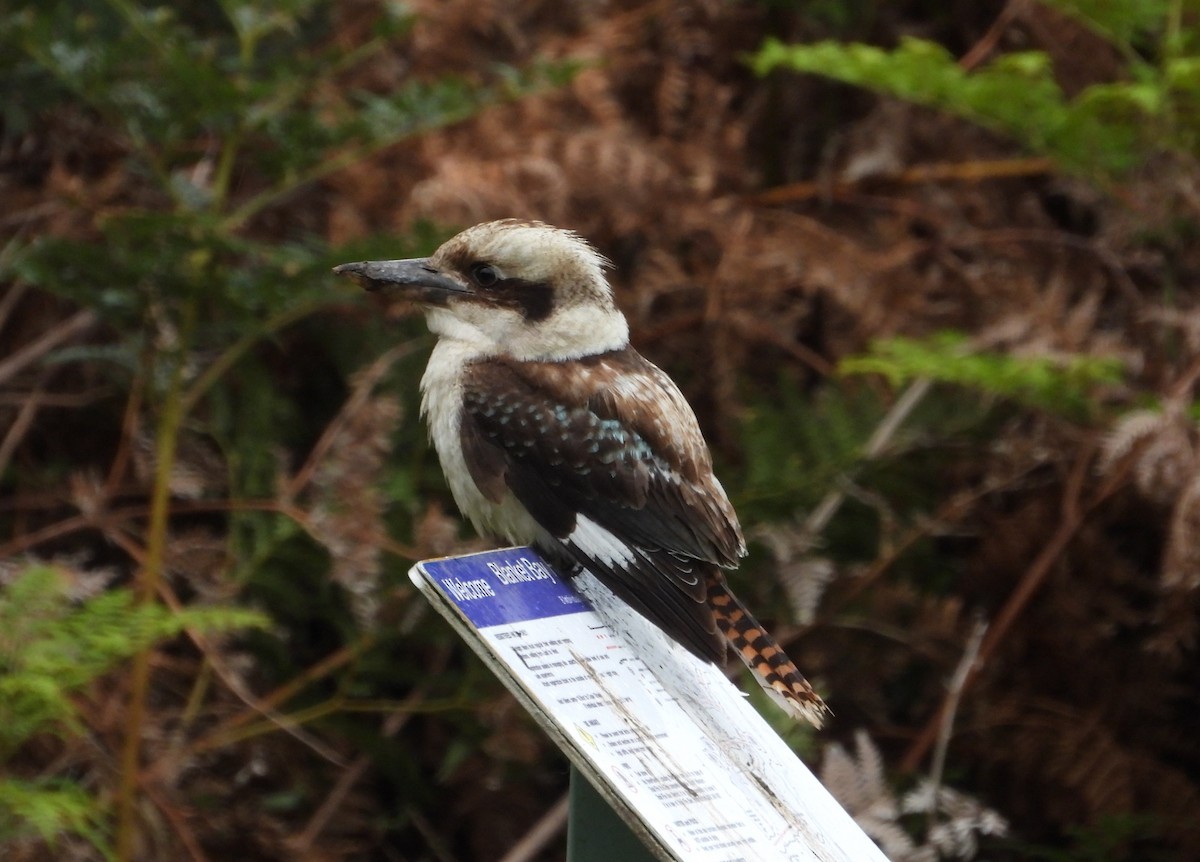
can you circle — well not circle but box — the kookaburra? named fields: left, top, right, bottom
left=335, top=219, right=827, bottom=726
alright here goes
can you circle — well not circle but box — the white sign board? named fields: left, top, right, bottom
left=410, top=547, right=888, bottom=862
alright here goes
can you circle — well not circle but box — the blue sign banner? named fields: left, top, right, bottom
left=420, top=547, right=590, bottom=628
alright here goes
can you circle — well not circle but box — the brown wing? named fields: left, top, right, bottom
left=458, top=348, right=745, bottom=662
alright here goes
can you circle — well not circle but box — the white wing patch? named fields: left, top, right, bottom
left=568, top=514, right=638, bottom=568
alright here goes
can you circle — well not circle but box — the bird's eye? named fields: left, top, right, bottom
left=471, top=263, right=499, bottom=288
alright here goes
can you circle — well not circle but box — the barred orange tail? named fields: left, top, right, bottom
left=707, top=574, right=829, bottom=728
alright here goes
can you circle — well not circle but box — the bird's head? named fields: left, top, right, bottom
left=334, top=219, right=629, bottom=361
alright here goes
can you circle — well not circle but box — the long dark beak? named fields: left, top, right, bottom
left=332, top=258, right=468, bottom=300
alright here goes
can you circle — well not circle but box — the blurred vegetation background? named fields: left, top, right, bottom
left=1, top=1, right=1198, bottom=860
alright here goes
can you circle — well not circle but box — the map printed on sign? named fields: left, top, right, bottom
left=411, top=547, right=889, bottom=862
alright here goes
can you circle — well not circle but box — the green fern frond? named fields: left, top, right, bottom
left=2, top=567, right=264, bottom=696
left=0, top=778, right=109, bottom=854
left=0, top=564, right=267, bottom=754
left=751, top=35, right=1179, bottom=178
left=840, top=333, right=1123, bottom=417
left=0, top=565, right=265, bottom=852
left=737, top=380, right=888, bottom=515
left=1039, top=0, right=1169, bottom=47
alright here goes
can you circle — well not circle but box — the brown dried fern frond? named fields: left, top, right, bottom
left=782, top=557, right=838, bottom=626
left=901, top=780, right=1009, bottom=861
left=1162, top=470, right=1200, bottom=592
left=302, top=365, right=404, bottom=627
left=820, top=730, right=902, bottom=836
left=404, top=0, right=601, bottom=77
left=162, top=527, right=235, bottom=603
left=131, top=423, right=228, bottom=500
left=405, top=152, right=572, bottom=228
left=1099, top=407, right=1197, bottom=505
left=570, top=65, right=626, bottom=127
left=1145, top=587, right=1199, bottom=663
left=858, top=578, right=972, bottom=657
left=1143, top=304, right=1200, bottom=354
left=412, top=500, right=486, bottom=561
left=984, top=698, right=1200, bottom=848
left=718, top=208, right=915, bottom=350
left=752, top=521, right=838, bottom=623
left=0, top=553, right=120, bottom=601
left=1148, top=469, right=1200, bottom=661
left=405, top=120, right=681, bottom=238
left=822, top=730, right=1007, bottom=862
left=971, top=263, right=1139, bottom=366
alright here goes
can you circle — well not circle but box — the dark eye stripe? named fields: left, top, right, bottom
left=453, top=252, right=555, bottom=321
left=503, top=279, right=553, bottom=321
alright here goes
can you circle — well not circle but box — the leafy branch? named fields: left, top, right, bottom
left=840, top=332, right=1124, bottom=417
left=1, top=1, right=573, bottom=858
left=752, top=0, right=1200, bottom=182
left=0, top=566, right=264, bottom=854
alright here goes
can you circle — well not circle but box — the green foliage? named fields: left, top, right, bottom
left=732, top=332, right=1123, bottom=589
left=0, top=0, right=564, bottom=409
left=1016, top=813, right=1165, bottom=861
left=0, top=565, right=265, bottom=852
left=0, top=779, right=108, bottom=858
left=0, top=4, right=571, bottom=855
left=734, top=369, right=995, bottom=586
left=737, top=377, right=886, bottom=517
left=1040, top=0, right=1173, bottom=50
left=0, top=0, right=550, bottom=602
left=2, top=1, right=487, bottom=199
left=752, top=0, right=1200, bottom=180
left=840, top=332, right=1124, bottom=417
